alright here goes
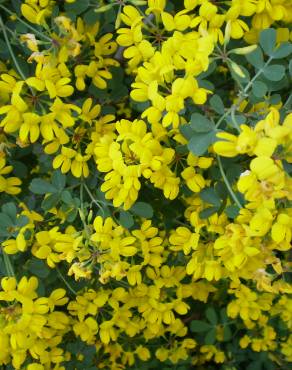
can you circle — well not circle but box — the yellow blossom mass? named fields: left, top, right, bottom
left=0, top=0, right=291, bottom=369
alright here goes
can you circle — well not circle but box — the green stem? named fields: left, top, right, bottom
left=217, top=155, right=243, bottom=209
left=0, top=4, right=52, bottom=42
left=215, top=109, right=231, bottom=129
left=215, top=56, right=274, bottom=131
left=241, top=55, right=273, bottom=96
left=83, top=182, right=106, bottom=216
left=56, top=266, right=77, bottom=295
left=79, top=182, right=91, bottom=239
left=283, top=92, right=292, bottom=110
left=230, top=105, right=241, bottom=133
left=0, top=15, right=27, bottom=81
left=3, top=251, right=15, bottom=277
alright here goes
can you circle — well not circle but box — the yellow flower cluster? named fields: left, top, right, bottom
left=0, top=0, right=291, bottom=369
left=0, top=276, right=69, bottom=369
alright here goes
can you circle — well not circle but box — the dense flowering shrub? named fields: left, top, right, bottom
left=0, top=0, right=291, bottom=369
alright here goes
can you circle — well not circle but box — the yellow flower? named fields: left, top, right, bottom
left=2, top=232, right=26, bottom=254
left=181, top=166, right=205, bottom=193
left=79, top=98, right=101, bottom=124
left=19, top=112, right=40, bottom=143
left=53, top=146, right=77, bottom=174
left=169, top=226, right=199, bottom=255
left=71, top=153, right=91, bottom=178
left=0, top=158, right=21, bottom=194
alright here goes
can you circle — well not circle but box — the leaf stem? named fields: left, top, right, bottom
left=56, top=266, right=77, bottom=295
left=217, top=155, right=243, bottom=209
left=215, top=55, right=274, bottom=132
left=83, top=182, right=106, bottom=216
left=0, top=15, right=27, bottom=81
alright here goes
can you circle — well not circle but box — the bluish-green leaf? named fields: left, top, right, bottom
left=190, top=320, right=212, bottom=332
left=263, top=65, right=285, bottom=81
left=225, top=205, right=240, bottom=219
left=29, top=179, right=57, bottom=194
left=247, top=361, right=262, bottom=370
left=188, top=131, right=217, bottom=156
left=180, top=124, right=194, bottom=140
left=259, top=28, right=276, bottom=55
left=64, top=0, right=89, bottom=15
left=131, top=202, right=153, bottom=218
left=52, top=171, right=66, bottom=190
left=119, top=211, right=134, bottom=228
left=205, top=307, right=218, bottom=325
left=1, top=203, right=17, bottom=222
left=252, top=81, right=268, bottom=98
left=200, top=188, right=221, bottom=207
left=210, top=95, right=225, bottom=114
left=27, top=258, right=50, bottom=278
left=199, top=206, right=219, bottom=219
left=271, top=42, right=292, bottom=59
left=61, top=190, right=74, bottom=205
left=190, top=113, right=215, bottom=132
left=245, top=47, right=264, bottom=69
left=204, top=328, right=217, bottom=345
left=0, top=213, right=13, bottom=228
left=223, top=325, right=232, bottom=341
left=67, top=209, right=78, bottom=223
left=16, top=215, right=29, bottom=228
left=289, top=60, right=292, bottom=76
left=41, top=193, right=60, bottom=211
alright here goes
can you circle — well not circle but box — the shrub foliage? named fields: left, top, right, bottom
left=0, top=0, right=291, bottom=369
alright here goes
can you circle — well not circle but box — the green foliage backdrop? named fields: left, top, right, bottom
left=0, top=0, right=291, bottom=369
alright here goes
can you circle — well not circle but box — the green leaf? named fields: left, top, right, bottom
left=223, top=325, right=232, bottom=341
left=271, top=42, right=292, bottom=59
left=205, top=328, right=217, bottom=345
left=119, top=211, right=134, bottom=228
left=225, top=205, right=240, bottom=219
left=64, top=0, right=89, bottom=15
left=205, top=307, right=218, bottom=325
left=252, top=81, right=268, bottom=98
left=188, top=131, right=217, bottom=156
left=0, top=213, right=13, bottom=228
left=200, top=188, right=221, bottom=207
left=52, top=171, right=66, bottom=190
left=245, top=46, right=264, bottom=69
left=27, top=258, right=50, bottom=278
left=269, top=94, right=282, bottom=105
left=247, top=362, right=262, bottom=370
left=41, top=193, right=60, bottom=211
left=9, top=160, right=27, bottom=178
left=16, top=215, right=29, bottom=228
left=259, top=28, right=276, bottom=55
left=61, top=190, right=74, bottom=205
left=289, top=60, right=292, bottom=76
left=130, top=202, right=153, bottom=218
left=67, top=209, right=78, bottom=223
left=210, top=95, right=225, bottom=114
left=263, top=65, right=285, bottom=81
left=29, top=179, right=57, bottom=194
left=180, top=124, right=194, bottom=140
left=199, top=206, right=219, bottom=219
left=84, top=9, right=100, bottom=24
left=220, top=308, right=228, bottom=322
left=1, top=203, right=17, bottom=222
left=190, top=320, right=212, bottom=332
left=190, top=113, right=215, bottom=132
left=199, top=61, right=217, bottom=79
left=226, top=114, right=246, bottom=126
